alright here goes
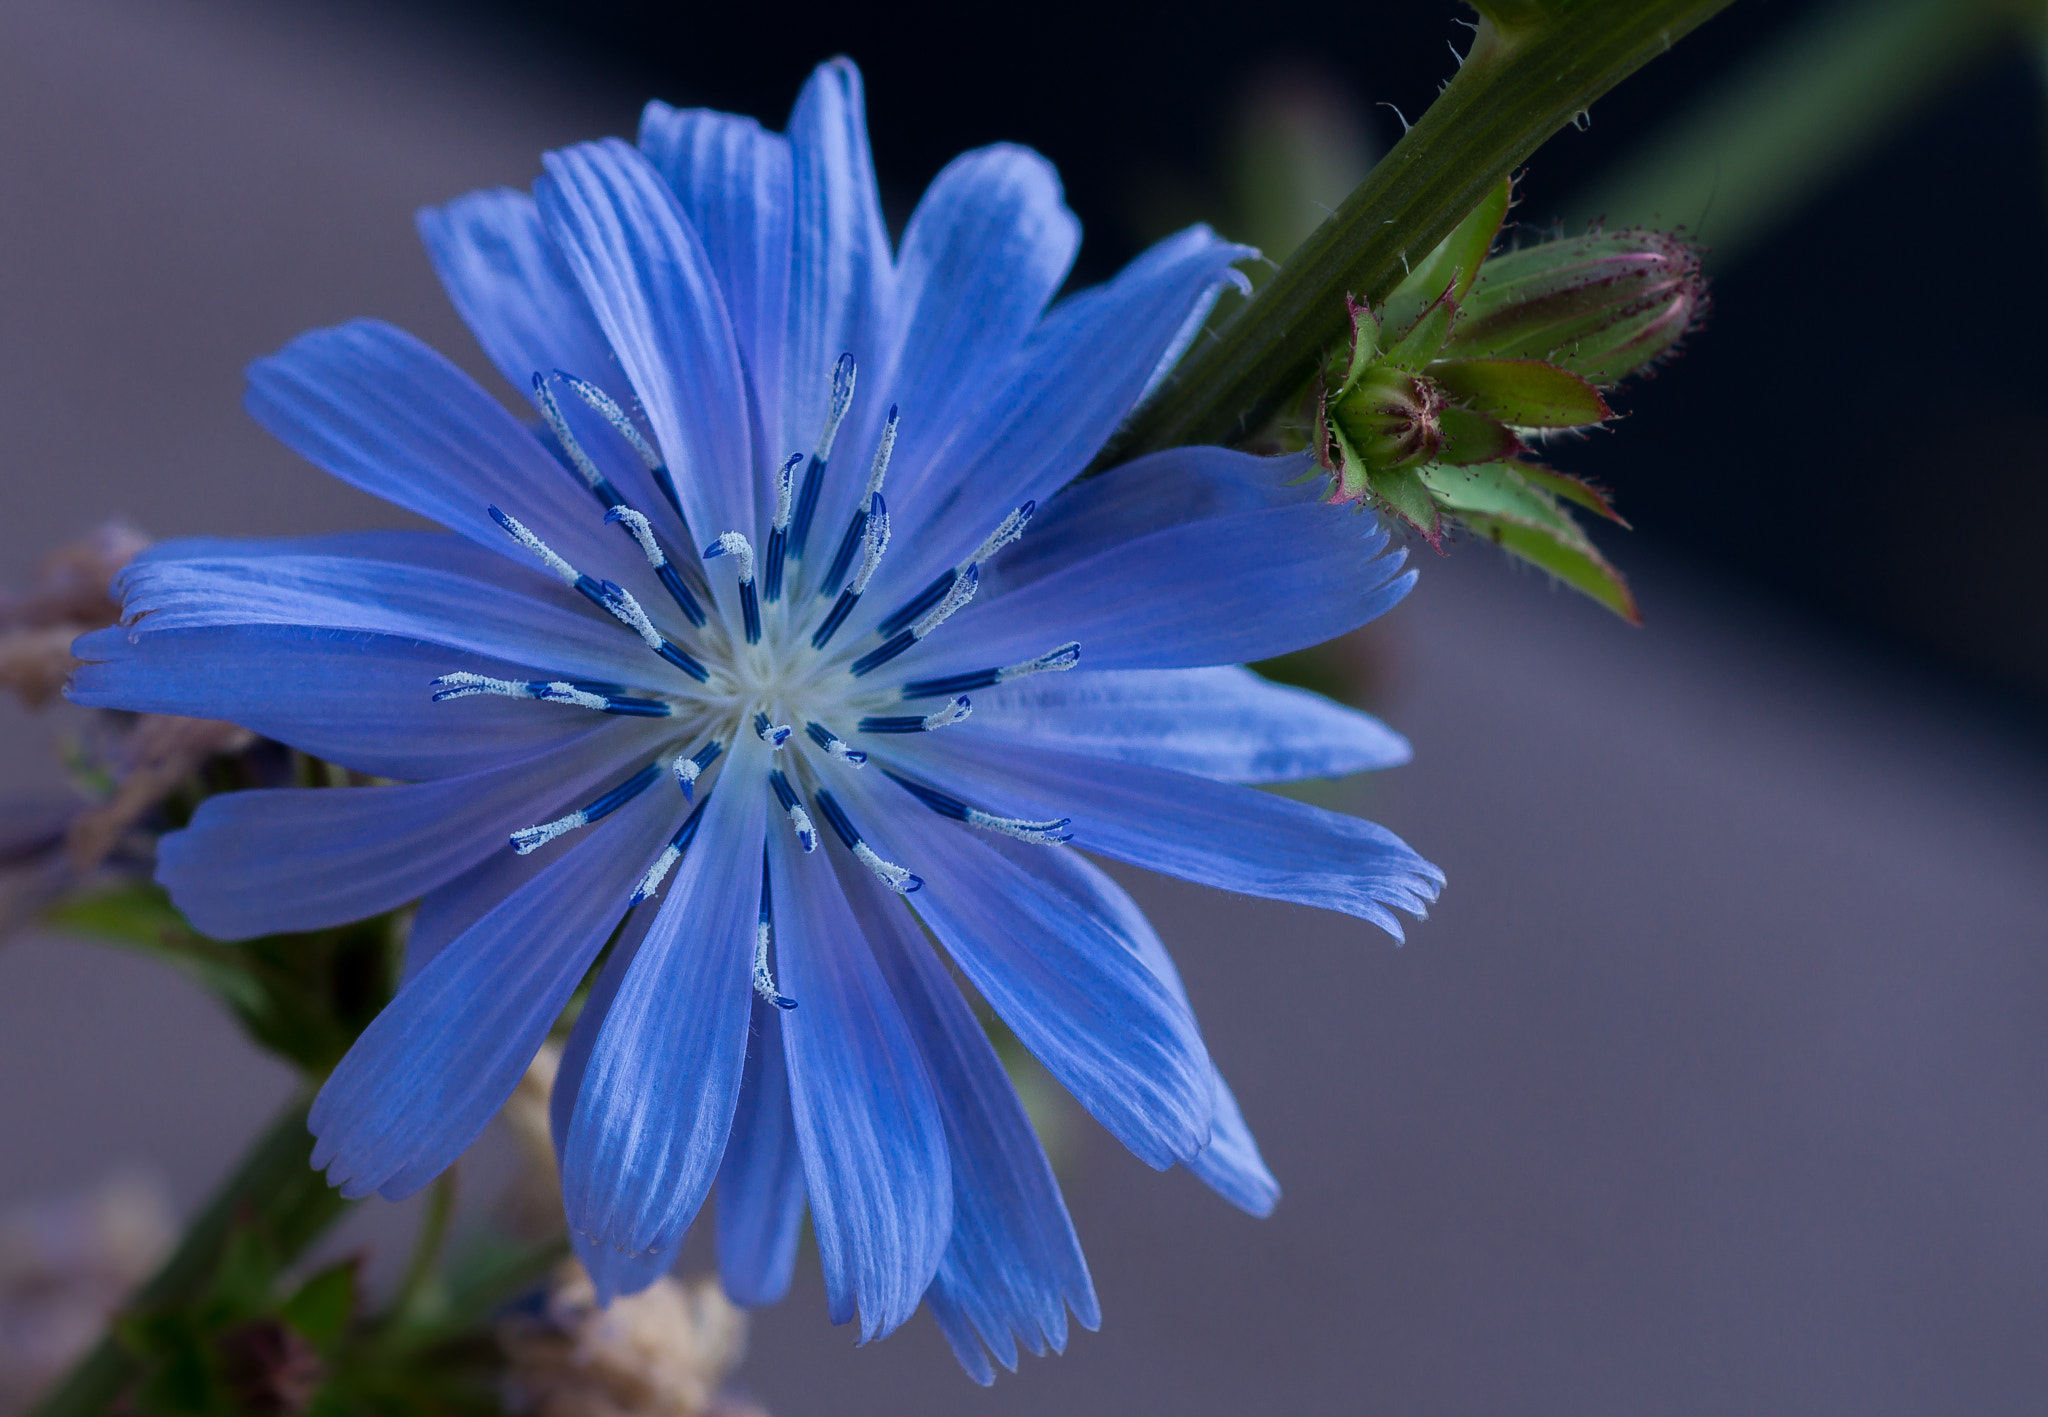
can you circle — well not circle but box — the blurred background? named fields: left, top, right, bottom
left=3, top=0, right=2047, bottom=1411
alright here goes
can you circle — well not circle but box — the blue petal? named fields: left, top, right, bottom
left=889, top=734, right=1444, bottom=940
left=306, top=778, right=673, bottom=1201
left=637, top=103, right=793, bottom=442
left=715, top=998, right=806, bottom=1308
left=770, top=823, right=950, bottom=1340
left=876, top=225, right=1252, bottom=603
left=848, top=853, right=1098, bottom=1380
left=111, top=552, right=647, bottom=687
left=838, top=776, right=1213, bottom=1169
left=406, top=843, right=558, bottom=983
left=69, top=624, right=590, bottom=782
left=885, top=500, right=1413, bottom=680
left=1075, top=866, right=1279, bottom=1217
left=547, top=909, right=680, bottom=1302
left=415, top=187, right=628, bottom=411
left=244, top=320, right=661, bottom=603
left=778, top=59, right=896, bottom=550
left=157, top=719, right=665, bottom=939
left=536, top=140, right=758, bottom=568
left=881, top=145, right=1078, bottom=515
left=560, top=733, right=771, bottom=1258
left=967, top=666, right=1410, bottom=783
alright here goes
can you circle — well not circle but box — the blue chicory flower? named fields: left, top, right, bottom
left=70, top=60, right=1443, bottom=1380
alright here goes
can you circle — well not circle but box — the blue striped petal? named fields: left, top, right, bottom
left=715, top=998, right=806, bottom=1307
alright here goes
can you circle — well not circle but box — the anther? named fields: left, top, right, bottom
left=883, top=770, right=1073, bottom=844
left=430, top=672, right=671, bottom=717
left=533, top=374, right=627, bottom=508
left=753, top=712, right=792, bottom=749
left=605, top=505, right=706, bottom=626
left=509, top=760, right=661, bottom=855
left=804, top=721, right=867, bottom=767
left=812, top=789, right=922, bottom=894
left=876, top=501, right=1034, bottom=638
left=820, top=405, right=898, bottom=598
left=560, top=372, right=683, bottom=522
left=671, top=739, right=723, bottom=801
left=768, top=770, right=818, bottom=853
left=859, top=695, right=971, bottom=734
left=753, top=860, right=797, bottom=1008
left=632, top=795, right=710, bottom=904
left=789, top=353, right=856, bottom=562
left=487, top=505, right=608, bottom=607
left=596, top=580, right=709, bottom=682
left=849, top=565, right=979, bottom=677
left=763, top=452, right=803, bottom=603
left=809, top=493, right=888, bottom=650
left=704, top=532, right=761, bottom=643
left=900, top=641, right=1081, bottom=700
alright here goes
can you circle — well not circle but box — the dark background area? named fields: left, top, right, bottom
left=407, top=0, right=2048, bottom=715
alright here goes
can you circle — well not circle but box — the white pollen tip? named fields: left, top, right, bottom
left=965, top=808, right=1074, bottom=845
left=633, top=844, right=682, bottom=903
left=488, top=506, right=579, bottom=585
left=850, top=495, right=891, bottom=594
left=756, top=720, right=793, bottom=748
left=773, top=453, right=801, bottom=529
left=911, top=564, right=979, bottom=639
left=604, top=505, right=668, bottom=567
left=753, top=923, right=795, bottom=1008
left=788, top=804, right=818, bottom=853
left=818, top=354, right=856, bottom=459
left=597, top=580, right=665, bottom=651
left=853, top=841, right=922, bottom=895
left=535, top=681, right=611, bottom=711
left=828, top=740, right=867, bottom=768
left=966, top=502, right=1036, bottom=569
left=671, top=754, right=702, bottom=796
left=863, top=407, right=899, bottom=499
left=563, top=373, right=665, bottom=472
left=920, top=696, right=972, bottom=731
left=511, top=810, right=587, bottom=855
left=705, top=531, right=756, bottom=583
left=430, top=671, right=521, bottom=701
left=997, top=641, right=1082, bottom=681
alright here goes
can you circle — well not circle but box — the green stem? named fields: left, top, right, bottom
left=1096, top=0, right=1742, bottom=464
left=387, top=1168, right=457, bottom=1326
left=29, top=1096, right=351, bottom=1417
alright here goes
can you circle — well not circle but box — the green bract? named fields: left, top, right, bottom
left=1318, top=177, right=1705, bottom=622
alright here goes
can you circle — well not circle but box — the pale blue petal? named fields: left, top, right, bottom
left=770, top=822, right=949, bottom=1340
left=536, top=140, right=758, bottom=570
left=716, top=998, right=806, bottom=1308
left=415, top=187, right=628, bottom=410
left=965, top=666, right=1410, bottom=783
left=68, top=624, right=589, bottom=782
left=881, top=501, right=1413, bottom=680
left=886, top=733, right=1444, bottom=940
left=836, top=776, right=1213, bottom=1169
left=881, top=145, right=1079, bottom=515
left=561, top=732, right=771, bottom=1257
left=875, top=225, right=1252, bottom=603
left=244, top=320, right=656, bottom=597
left=112, top=553, right=651, bottom=688
left=306, top=780, right=673, bottom=1201
left=157, top=719, right=665, bottom=939
left=848, top=855, right=1097, bottom=1379
left=637, top=102, right=792, bottom=440
left=405, top=844, right=556, bottom=983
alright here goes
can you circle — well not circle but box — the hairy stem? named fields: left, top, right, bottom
left=1097, top=0, right=1741, bottom=464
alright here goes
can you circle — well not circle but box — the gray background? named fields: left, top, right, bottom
left=2, top=1, right=2045, bottom=1411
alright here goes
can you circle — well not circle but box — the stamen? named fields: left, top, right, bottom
left=605, top=505, right=706, bottom=627
left=805, top=721, right=867, bottom=767
left=789, top=353, right=856, bottom=562
left=596, top=580, right=709, bottom=682
left=753, top=712, right=792, bottom=749
left=753, top=859, right=797, bottom=1008
left=533, top=374, right=628, bottom=508
left=883, top=770, right=1073, bottom=844
left=704, top=532, right=761, bottom=644
left=768, top=770, right=818, bottom=853
left=670, top=739, right=723, bottom=800
left=813, top=789, right=921, bottom=894
left=849, top=565, right=979, bottom=677
left=820, top=406, right=899, bottom=598
left=809, top=493, right=888, bottom=650
left=509, top=761, right=661, bottom=855
left=763, top=452, right=803, bottom=603
left=631, top=795, right=710, bottom=904
left=859, top=695, right=971, bottom=733
left=561, top=372, right=683, bottom=522
left=429, top=672, right=671, bottom=717
left=877, top=500, right=1034, bottom=638
left=900, top=641, right=1081, bottom=700
left=487, top=505, right=606, bottom=605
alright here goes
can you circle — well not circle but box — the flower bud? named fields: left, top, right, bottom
left=1440, top=230, right=1704, bottom=384
left=1330, top=364, right=1444, bottom=470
